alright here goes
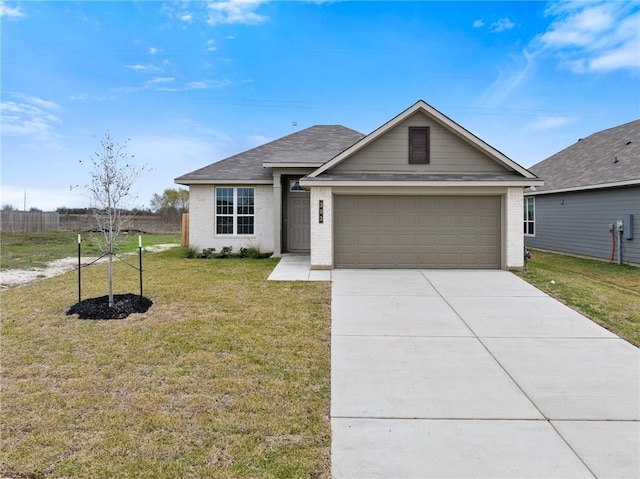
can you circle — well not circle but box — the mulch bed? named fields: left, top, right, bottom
left=67, top=293, right=152, bottom=320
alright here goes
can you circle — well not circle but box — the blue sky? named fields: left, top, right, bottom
left=2, top=0, right=639, bottom=211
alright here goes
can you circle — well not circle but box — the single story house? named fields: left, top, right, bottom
left=175, top=100, right=542, bottom=270
left=524, top=119, right=639, bottom=265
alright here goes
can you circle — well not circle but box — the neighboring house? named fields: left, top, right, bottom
left=175, top=100, right=542, bottom=270
left=524, top=120, right=640, bottom=265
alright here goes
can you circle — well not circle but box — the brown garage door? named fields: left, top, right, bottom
left=334, top=195, right=501, bottom=268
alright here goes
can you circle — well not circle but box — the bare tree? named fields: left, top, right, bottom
left=80, top=132, right=146, bottom=307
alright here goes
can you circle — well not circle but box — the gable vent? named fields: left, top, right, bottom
left=409, top=126, right=430, bottom=164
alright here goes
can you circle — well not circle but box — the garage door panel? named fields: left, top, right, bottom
left=481, top=219, right=499, bottom=228
left=334, top=195, right=501, bottom=269
left=438, top=216, right=457, bottom=228
left=481, top=234, right=499, bottom=247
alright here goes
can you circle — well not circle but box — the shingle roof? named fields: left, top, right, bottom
left=175, top=125, right=364, bottom=183
left=529, top=119, right=640, bottom=193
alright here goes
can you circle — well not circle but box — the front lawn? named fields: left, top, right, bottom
left=517, top=249, right=640, bottom=347
left=0, top=231, right=181, bottom=270
left=0, top=248, right=331, bottom=478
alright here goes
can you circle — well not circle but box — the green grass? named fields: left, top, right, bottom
left=0, top=232, right=181, bottom=270
left=517, top=249, right=640, bottom=347
left=0, top=248, right=331, bottom=478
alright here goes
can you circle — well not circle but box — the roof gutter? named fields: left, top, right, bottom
left=524, top=179, right=640, bottom=195
left=300, top=179, right=545, bottom=188
left=174, top=179, right=273, bottom=186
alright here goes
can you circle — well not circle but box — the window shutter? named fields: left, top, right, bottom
left=409, top=127, right=430, bottom=164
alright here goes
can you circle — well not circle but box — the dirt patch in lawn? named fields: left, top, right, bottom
left=0, top=244, right=178, bottom=290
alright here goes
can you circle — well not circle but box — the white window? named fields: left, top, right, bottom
left=216, top=187, right=254, bottom=235
left=524, top=197, right=535, bottom=236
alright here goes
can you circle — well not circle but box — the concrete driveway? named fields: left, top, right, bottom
left=331, top=270, right=639, bottom=479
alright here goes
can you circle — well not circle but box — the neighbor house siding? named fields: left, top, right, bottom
left=331, top=112, right=505, bottom=174
left=188, top=184, right=275, bottom=253
left=525, top=186, right=640, bottom=265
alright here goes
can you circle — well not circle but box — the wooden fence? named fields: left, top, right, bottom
left=0, top=211, right=59, bottom=233
left=1, top=212, right=181, bottom=233
left=181, top=213, right=189, bottom=246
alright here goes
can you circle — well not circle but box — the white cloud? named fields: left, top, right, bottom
left=539, top=2, right=640, bottom=73
left=161, top=1, right=266, bottom=27
left=126, top=64, right=148, bottom=71
left=473, top=19, right=484, bottom=28
left=490, top=17, right=515, bottom=33
left=590, top=39, right=639, bottom=72
left=477, top=2, right=639, bottom=108
left=149, top=77, right=175, bottom=84
left=527, top=115, right=575, bottom=130
left=0, top=1, right=25, bottom=18
left=476, top=49, right=536, bottom=108
left=149, top=47, right=162, bottom=55
left=185, top=81, right=207, bottom=89
left=125, top=63, right=164, bottom=73
left=206, top=39, right=218, bottom=51
left=0, top=96, right=62, bottom=137
left=156, top=79, right=232, bottom=92
left=206, top=0, right=267, bottom=26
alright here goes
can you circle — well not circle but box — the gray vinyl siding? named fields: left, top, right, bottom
left=332, top=112, right=507, bottom=174
left=525, top=186, right=640, bottom=265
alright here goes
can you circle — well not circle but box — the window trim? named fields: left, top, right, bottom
left=409, top=126, right=430, bottom=164
left=215, top=187, right=255, bottom=236
left=524, top=196, right=535, bottom=237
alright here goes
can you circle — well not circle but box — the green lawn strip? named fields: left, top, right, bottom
left=1, top=250, right=331, bottom=478
left=0, top=232, right=181, bottom=270
left=517, top=249, right=640, bottom=347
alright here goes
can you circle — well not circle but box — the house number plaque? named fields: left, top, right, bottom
left=319, top=200, right=324, bottom=224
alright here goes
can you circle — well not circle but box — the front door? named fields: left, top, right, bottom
left=287, top=179, right=310, bottom=251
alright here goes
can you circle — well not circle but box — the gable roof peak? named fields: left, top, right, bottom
left=309, top=99, right=537, bottom=179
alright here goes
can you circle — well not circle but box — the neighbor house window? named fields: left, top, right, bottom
left=524, top=197, right=535, bottom=236
left=409, top=126, right=430, bottom=164
left=216, top=187, right=254, bottom=235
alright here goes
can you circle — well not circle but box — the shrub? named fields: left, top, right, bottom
left=201, top=248, right=217, bottom=259
left=186, top=245, right=272, bottom=260
left=245, top=247, right=264, bottom=259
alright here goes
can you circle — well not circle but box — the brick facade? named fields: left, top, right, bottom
left=310, top=187, right=333, bottom=269
left=188, top=184, right=274, bottom=254
left=506, top=187, right=525, bottom=269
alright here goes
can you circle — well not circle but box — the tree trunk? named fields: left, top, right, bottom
left=108, top=251, right=114, bottom=307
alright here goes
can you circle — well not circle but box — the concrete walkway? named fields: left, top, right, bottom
left=331, top=270, right=640, bottom=478
left=267, top=254, right=331, bottom=281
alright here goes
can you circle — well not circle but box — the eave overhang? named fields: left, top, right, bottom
left=262, top=162, right=324, bottom=168
left=174, top=179, right=273, bottom=186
